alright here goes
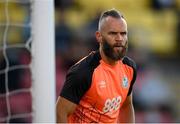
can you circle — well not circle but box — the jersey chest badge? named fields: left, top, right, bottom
left=122, top=76, right=128, bottom=88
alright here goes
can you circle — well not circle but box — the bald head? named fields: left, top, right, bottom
left=98, top=9, right=125, bottom=31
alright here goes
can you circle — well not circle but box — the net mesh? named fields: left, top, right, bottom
left=0, top=0, right=32, bottom=123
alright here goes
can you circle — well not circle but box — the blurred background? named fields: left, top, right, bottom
left=0, top=0, right=180, bottom=123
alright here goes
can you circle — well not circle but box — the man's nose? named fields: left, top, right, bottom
left=115, top=33, right=123, bottom=41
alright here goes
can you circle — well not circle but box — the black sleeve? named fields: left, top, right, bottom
left=60, top=51, right=101, bottom=104
left=123, top=57, right=137, bottom=96
left=127, top=64, right=137, bottom=96
left=60, top=65, right=90, bottom=104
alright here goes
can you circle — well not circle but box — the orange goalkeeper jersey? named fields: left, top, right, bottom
left=60, top=51, right=137, bottom=123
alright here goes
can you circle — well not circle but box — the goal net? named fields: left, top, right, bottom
left=0, top=0, right=55, bottom=123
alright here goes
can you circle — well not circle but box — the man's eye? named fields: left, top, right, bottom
left=121, top=32, right=127, bottom=35
left=109, top=32, right=117, bottom=35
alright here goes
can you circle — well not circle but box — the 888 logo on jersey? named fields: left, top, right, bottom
left=102, top=96, right=122, bottom=114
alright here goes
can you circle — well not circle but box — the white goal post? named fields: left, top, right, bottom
left=31, top=0, right=56, bottom=122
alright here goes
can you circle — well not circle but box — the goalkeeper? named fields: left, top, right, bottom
left=56, top=8, right=137, bottom=123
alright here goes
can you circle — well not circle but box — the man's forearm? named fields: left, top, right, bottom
left=118, top=103, right=135, bottom=123
left=56, top=113, right=68, bottom=123
left=56, top=97, right=77, bottom=123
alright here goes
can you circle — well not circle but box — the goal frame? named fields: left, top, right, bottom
left=31, top=0, right=56, bottom=122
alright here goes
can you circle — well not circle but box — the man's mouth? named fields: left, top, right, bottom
left=114, top=42, right=128, bottom=49
left=114, top=45, right=125, bottom=48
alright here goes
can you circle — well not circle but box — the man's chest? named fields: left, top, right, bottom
left=81, top=66, right=131, bottom=114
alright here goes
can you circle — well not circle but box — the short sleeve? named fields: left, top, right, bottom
left=60, top=51, right=101, bottom=104
left=60, top=66, right=89, bottom=104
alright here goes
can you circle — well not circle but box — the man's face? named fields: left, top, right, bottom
left=100, top=17, right=128, bottom=61
left=102, top=36, right=127, bottom=61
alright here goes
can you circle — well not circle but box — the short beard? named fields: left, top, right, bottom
left=102, top=38, right=127, bottom=61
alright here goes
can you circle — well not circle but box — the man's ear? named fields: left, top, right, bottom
left=95, top=31, right=102, bottom=43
